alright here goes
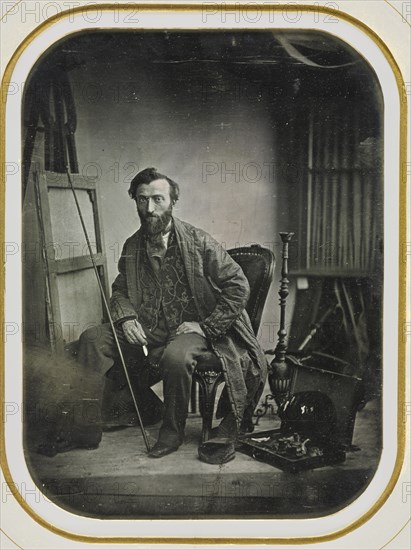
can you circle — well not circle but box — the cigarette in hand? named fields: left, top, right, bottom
left=133, top=319, right=148, bottom=355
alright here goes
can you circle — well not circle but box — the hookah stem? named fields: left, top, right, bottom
left=65, top=167, right=151, bottom=452
left=276, top=232, right=294, bottom=362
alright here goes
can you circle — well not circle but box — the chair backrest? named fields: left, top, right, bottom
left=227, top=245, right=275, bottom=335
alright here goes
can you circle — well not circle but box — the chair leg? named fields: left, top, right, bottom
left=190, top=382, right=197, bottom=414
left=195, top=371, right=224, bottom=442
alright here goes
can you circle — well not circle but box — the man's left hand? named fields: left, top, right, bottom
left=176, top=321, right=206, bottom=338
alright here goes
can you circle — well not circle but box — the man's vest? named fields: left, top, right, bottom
left=138, top=230, right=200, bottom=333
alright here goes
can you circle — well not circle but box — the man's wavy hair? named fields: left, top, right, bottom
left=128, top=167, right=180, bottom=203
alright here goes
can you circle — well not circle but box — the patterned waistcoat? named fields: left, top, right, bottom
left=138, top=230, right=200, bottom=332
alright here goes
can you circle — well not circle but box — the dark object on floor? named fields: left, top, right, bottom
left=279, top=391, right=337, bottom=443
left=239, top=360, right=362, bottom=472
left=37, top=438, right=99, bottom=458
left=148, top=441, right=180, bottom=458
left=36, top=407, right=102, bottom=458
left=198, top=438, right=236, bottom=464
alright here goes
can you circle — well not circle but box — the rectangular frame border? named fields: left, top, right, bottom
left=0, top=2, right=408, bottom=545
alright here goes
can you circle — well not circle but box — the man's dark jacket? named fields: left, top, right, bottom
left=110, top=217, right=268, bottom=425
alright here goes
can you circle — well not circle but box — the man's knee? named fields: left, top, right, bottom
left=78, top=324, right=114, bottom=357
left=77, top=323, right=118, bottom=376
left=161, top=344, right=196, bottom=374
left=79, top=325, right=104, bottom=348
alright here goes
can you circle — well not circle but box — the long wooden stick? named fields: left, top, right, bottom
left=66, top=167, right=151, bottom=452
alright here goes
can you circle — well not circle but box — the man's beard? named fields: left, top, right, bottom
left=139, top=205, right=173, bottom=237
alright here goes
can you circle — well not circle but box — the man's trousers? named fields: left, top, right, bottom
left=77, top=323, right=210, bottom=447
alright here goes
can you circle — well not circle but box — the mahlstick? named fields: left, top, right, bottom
left=65, top=166, right=151, bottom=452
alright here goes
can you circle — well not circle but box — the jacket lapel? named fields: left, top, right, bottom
left=173, top=217, right=198, bottom=308
left=125, top=229, right=143, bottom=310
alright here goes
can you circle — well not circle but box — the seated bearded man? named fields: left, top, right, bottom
left=66, top=167, right=268, bottom=463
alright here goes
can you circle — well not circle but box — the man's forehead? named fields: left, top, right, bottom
left=137, top=179, right=170, bottom=195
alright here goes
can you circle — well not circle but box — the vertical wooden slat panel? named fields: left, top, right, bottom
left=330, top=106, right=339, bottom=268
left=340, top=112, right=350, bottom=270
left=306, top=108, right=314, bottom=270
left=297, top=105, right=308, bottom=272
left=352, top=105, right=361, bottom=272
left=320, top=111, right=328, bottom=269
left=313, top=108, right=322, bottom=270
left=349, top=108, right=355, bottom=270
left=301, top=97, right=380, bottom=276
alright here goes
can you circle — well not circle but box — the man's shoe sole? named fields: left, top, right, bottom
left=148, top=444, right=179, bottom=458
left=37, top=440, right=99, bottom=457
left=198, top=438, right=236, bottom=465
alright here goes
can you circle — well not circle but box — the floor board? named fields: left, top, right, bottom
left=24, top=399, right=381, bottom=518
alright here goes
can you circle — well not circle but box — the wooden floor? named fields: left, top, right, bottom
left=25, top=398, right=381, bottom=519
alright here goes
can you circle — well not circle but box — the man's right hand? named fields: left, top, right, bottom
left=122, top=319, right=148, bottom=346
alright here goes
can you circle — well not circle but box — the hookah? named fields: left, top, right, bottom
left=268, top=232, right=295, bottom=408
left=254, top=232, right=295, bottom=423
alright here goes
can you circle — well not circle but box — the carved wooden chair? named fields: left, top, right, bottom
left=102, top=244, right=275, bottom=439
left=193, top=244, right=275, bottom=442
